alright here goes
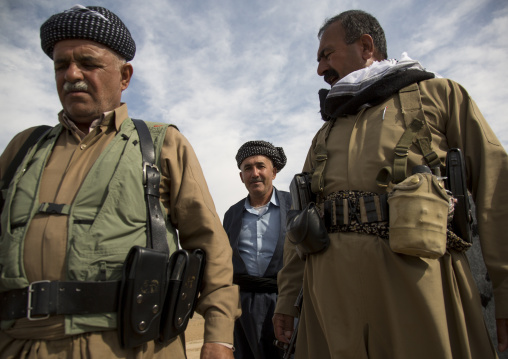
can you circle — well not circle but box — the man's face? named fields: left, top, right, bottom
left=316, top=21, right=366, bottom=87
left=53, top=39, right=132, bottom=127
left=239, top=155, right=277, bottom=200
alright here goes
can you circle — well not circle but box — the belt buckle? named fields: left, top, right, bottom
left=27, top=280, right=51, bottom=321
left=142, top=162, right=159, bottom=185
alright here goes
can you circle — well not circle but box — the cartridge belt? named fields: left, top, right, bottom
left=322, top=190, right=389, bottom=238
left=321, top=190, right=471, bottom=252
left=0, top=280, right=120, bottom=321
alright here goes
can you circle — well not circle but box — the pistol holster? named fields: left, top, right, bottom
left=287, top=203, right=330, bottom=259
left=118, top=246, right=170, bottom=348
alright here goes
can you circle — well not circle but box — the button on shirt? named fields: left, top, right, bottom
left=238, top=190, right=280, bottom=277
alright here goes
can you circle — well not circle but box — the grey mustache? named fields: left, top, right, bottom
left=64, top=81, right=88, bottom=92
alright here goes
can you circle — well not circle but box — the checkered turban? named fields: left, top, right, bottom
left=40, top=5, right=136, bottom=61
left=236, top=141, right=287, bottom=171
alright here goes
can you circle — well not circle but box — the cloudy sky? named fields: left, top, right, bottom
left=1, top=0, right=507, bottom=220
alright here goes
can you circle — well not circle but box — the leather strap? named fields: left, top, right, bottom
left=0, top=281, right=120, bottom=320
left=132, top=119, right=169, bottom=254
left=0, top=125, right=52, bottom=195
left=0, top=125, right=52, bottom=231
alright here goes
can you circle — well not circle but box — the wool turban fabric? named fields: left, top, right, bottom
left=40, top=5, right=136, bottom=61
left=236, top=141, right=287, bottom=171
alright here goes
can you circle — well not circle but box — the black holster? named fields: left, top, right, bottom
left=286, top=203, right=330, bottom=260
left=118, top=246, right=205, bottom=348
left=288, top=173, right=329, bottom=259
left=160, top=248, right=205, bottom=342
left=118, top=246, right=169, bottom=348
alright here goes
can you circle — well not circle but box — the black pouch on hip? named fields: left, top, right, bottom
left=159, top=248, right=206, bottom=343
left=118, top=245, right=170, bottom=348
left=289, top=172, right=315, bottom=211
left=286, top=202, right=330, bottom=259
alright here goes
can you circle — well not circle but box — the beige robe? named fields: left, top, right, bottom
left=276, top=78, right=507, bottom=358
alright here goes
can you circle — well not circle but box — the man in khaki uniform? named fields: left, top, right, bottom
left=273, top=10, right=508, bottom=359
left=0, top=5, right=240, bottom=358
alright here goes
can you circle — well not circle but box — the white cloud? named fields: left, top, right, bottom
left=0, top=0, right=506, bottom=221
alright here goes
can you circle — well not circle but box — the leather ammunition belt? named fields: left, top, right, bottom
left=233, top=274, right=278, bottom=294
left=322, top=190, right=389, bottom=239
left=321, top=190, right=471, bottom=252
left=0, top=280, right=120, bottom=321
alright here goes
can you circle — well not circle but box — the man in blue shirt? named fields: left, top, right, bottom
left=223, top=141, right=292, bottom=359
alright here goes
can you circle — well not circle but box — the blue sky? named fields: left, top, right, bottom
left=1, top=0, right=507, bottom=219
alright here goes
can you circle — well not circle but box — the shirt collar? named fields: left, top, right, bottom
left=244, top=187, right=279, bottom=210
left=58, top=103, right=130, bottom=139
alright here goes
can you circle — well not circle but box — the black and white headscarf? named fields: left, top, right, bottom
left=40, top=5, right=136, bottom=61
left=236, top=141, right=287, bottom=171
left=320, top=53, right=438, bottom=120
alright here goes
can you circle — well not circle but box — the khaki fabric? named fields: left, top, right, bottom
left=276, top=79, right=508, bottom=358
left=0, top=330, right=185, bottom=359
left=0, top=104, right=241, bottom=357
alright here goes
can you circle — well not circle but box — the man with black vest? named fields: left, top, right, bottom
left=223, top=141, right=291, bottom=359
left=273, top=10, right=508, bottom=359
left=0, top=5, right=240, bottom=358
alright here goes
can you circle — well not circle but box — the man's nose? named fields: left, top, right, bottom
left=317, top=60, right=328, bottom=77
left=64, top=63, right=84, bottom=82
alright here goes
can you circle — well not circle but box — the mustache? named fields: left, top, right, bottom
left=323, top=69, right=340, bottom=86
left=64, top=81, right=88, bottom=93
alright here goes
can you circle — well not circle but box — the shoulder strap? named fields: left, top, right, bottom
left=311, top=120, right=335, bottom=197
left=0, top=125, right=52, bottom=234
left=377, top=83, right=441, bottom=186
left=1, top=125, right=52, bottom=206
left=1, top=126, right=52, bottom=191
left=132, top=119, right=169, bottom=254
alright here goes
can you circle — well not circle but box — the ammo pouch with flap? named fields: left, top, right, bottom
left=118, top=120, right=205, bottom=348
left=119, top=247, right=206, bottom=348
left=118, top=246, right=169, bottom=348
left=160, top=248, right=205, bottom=342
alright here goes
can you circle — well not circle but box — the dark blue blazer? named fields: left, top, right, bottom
left=223, top=187, right=292, bottom=279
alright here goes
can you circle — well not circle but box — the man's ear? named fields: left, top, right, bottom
left=239, top=171, right=245, bottom=183
left=272, top=167, right=277, bottom=180
left=359, top=34, right=375, bottom=61
left=120, top=62, right=134, bottom=91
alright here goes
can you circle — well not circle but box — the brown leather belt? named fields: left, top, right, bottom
left=0, top=280, right=120, bottom=321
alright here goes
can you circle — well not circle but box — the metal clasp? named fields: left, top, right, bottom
left=27, top=280, right=50, bottom=321
left=142, top=162, right=159, bottom=185
left=394, top=146, right=409, bottom=158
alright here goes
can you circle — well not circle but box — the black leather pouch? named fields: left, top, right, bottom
left=159, top=249, right=206, bottom=343
left=289, top=172, right=315, bottom=211
left=118, top=245, right=169, bottom=348
left=287, top=202, right=330, bottom=259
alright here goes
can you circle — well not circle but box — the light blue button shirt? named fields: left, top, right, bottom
left=238, top=190, right=280, bottom=277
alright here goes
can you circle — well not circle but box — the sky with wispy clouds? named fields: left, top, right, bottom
left=1, top=0, right=507, bottom=219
